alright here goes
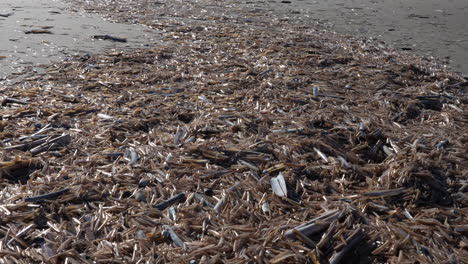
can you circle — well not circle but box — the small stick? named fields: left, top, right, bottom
left=1, top=97, right=30, bottom=105
left=285, top=210, right=340, bottom=239
left=361, top=188, right=406, bottom=198
left=291, top=229, right=317, bottom=248
left=214, top=182, right=241, bottom=213
left=93, top=35, right=127, bottom=43
left=19, top=126, right=53, bottom=141
left=271, top=128, right=304, bottom=134
left=317, top=220, right=337, bottom=249
left=5, top=137, right=48, bottom=151
left=24, top=188, right=70, bottom=202
left=30, top=134, right=71, bottom=155
left=5, top=231, right=29, bottom=248
left=7, top=224, right=35, bottom=246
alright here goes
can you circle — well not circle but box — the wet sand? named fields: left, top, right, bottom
left=0, top=0, right=162, bottom=79
left=254, top=0, right=468, bottom=74
left=1, top=0, right=466, bottom=77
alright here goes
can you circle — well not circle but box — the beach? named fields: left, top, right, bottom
left=1, top=0, right=467, bottom=77
left=0, top=0, right=466, bottom=263
left=256, top=0, right=468, bottom=74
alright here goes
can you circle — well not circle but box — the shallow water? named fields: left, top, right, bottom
left=0, top=0, right=162, bottom=79
left=255, top=0, right=468, bottom=74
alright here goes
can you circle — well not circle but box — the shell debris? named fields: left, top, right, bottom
left=0, top=0, right=466, bottom=263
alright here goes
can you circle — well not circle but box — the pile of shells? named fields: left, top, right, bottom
left=0, top=0, right=466, bottom=263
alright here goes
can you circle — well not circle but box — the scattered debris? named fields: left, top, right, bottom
left=93, top=34, right=127, bottom=43
left=0, top=13, right=13, bottom=18
left=24, top=188, right=70, bottom=203
left=24, top=29, right=53, bottom=34
left=154, top=192, right=186, bottom=211
left=0, top=0, right=465, bottom=263
left=270, top=172, right=288, bottom=197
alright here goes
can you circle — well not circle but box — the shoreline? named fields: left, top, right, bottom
left=63, top=0, right=468, bottom=74
left=0, top=0, right=162, bottom=79
left=2, top=0, right=467, bottom=80
left=255, top=0, right=468, bottom=75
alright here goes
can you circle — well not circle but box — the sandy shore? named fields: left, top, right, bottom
left=256, top=0, right=468, bottom=74
left=0, top=0, right=162, bottom=79
left=0, top=0, right=466, bottom=263
left=1, top=0, right=466, bottom=78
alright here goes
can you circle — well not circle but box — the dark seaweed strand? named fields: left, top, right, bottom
left=154, top=192, right=186, bottom=210
left=24, top=188, right=70, bottom=202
